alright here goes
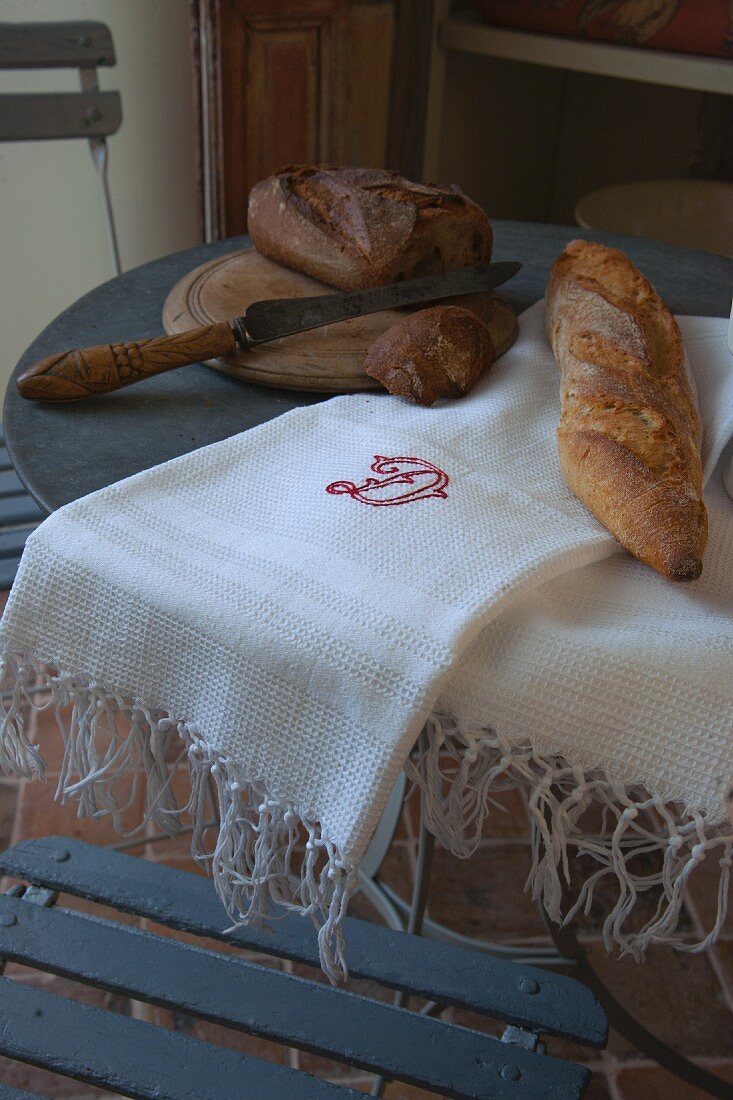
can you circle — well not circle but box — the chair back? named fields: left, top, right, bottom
left=0, top=21, right=121, bottom=142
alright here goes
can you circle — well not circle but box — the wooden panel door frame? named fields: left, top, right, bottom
left=189, top=0, right=435, bottom=241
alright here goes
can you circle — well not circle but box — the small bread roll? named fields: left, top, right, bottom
left=364, top=305, right=495, bottom=406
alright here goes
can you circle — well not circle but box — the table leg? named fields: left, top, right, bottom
left=541, top=904, right=733, bottom=1099
left=530, top=798, right=733, bottom=1100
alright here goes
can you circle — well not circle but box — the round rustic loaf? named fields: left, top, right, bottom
left=363, top=305, right=495, bottom=406
left=248, top=165, right=493, bottom=291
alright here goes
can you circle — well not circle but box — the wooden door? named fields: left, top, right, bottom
left=190, top=0, right=433, bottom=239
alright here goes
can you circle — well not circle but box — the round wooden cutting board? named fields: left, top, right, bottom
left=162, top=248, right=518, bottom=393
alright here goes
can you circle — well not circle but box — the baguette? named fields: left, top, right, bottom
left=247, top=165, right=493, bottom=291
left=546, top=240, right=706, bottom=581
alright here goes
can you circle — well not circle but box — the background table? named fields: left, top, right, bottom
left=5, top=220, right=732, bottom=513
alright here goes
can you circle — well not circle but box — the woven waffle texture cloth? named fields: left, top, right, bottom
left=1, top=301, right=731, bottom=976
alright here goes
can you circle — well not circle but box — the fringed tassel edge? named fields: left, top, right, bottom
left=0, top=650, right=355, bottom=983
left=406, top=712, right=733, bottom=958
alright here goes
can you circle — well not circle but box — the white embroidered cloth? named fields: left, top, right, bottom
left=1, top=302, right=732, bottom=978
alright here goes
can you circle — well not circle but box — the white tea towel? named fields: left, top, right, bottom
left=1, top=302, right=732, bottom=978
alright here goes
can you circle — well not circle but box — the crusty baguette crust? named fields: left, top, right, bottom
left=546, top=240, right=707, bottom=581
left=247, top=165, right=493, bottom=291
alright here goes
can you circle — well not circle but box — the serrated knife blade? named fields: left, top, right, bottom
left=234, top=261, right=521, bottom=347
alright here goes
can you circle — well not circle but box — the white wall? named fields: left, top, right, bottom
left=0, top=0, right=199, bottom=395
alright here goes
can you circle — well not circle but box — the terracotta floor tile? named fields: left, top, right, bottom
left=478, top=787, right=531, bottom=839
left=147, top=851, right=208, bottom=877
left=144, top=826, right=202, bottom=863
left=56, top=891, right=142, bottom=928
left=569, top=799, right=661, bottom=841
left=578, top=1071, right=615, bottom=1099
left=580, top=942, right=733, bottom=1060
left=684, top=853, right=733, bottom=939
left=616, top=1062, right=733, bottom=1099
left=298, top=1049, right=370, bottom=1082
left=15, top=768, right=147, bottom=848
left=543, top=1030, right=610, bottom=1071
left=143, top=767, right=217, bottom=862
left=27, top=700, right=69, bottom=775
left=565, top=847, right=694, bottom=938
left=132, top=1004, right=291, bottom=1066
left=375, top=840, right=414, bottom=893
left=393, top=782, right=420, bottom=841
left=150, top=762, right=194, bottom=817
left=328, top=1083, right=442, bottom=1099
left=444, top=1004, right=507, bottom=1042
left=0, top=780, right=19, bottom=849
left=139, top=913, right=249, bottom=958
left=402, top=785, right=529, bottom=844
left=0, top=1054, right=114, bottom=1097
left=18, top=971, right=132, bottom=1013
left=383, top=1083, right=444, bottom=1099
left=393, top=779, right=532, bottom=842
left=425, top=842, right=548, bottom=940
left=712, top=940, right=733, bottom=1001
left=341, top=1070, right=612, bottom=1100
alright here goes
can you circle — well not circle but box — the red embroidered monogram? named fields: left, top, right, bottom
left=326, top=455, right=449, bottom=507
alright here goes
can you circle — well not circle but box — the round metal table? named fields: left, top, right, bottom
left=5, top=219, right=731, bottom=513
left=5, top=221, right=733, bottom=1099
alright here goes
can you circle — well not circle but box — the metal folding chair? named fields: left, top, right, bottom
left=0, top=23, right=123, bottom=590
left=0, top=426, right=43, bottom=591
left=0, top=20, right=123, bottom=275
left=0, top=836, right=607, bottom=1099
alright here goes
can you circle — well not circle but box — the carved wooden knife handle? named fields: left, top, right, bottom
left=16, top=321, right=237, bottom=402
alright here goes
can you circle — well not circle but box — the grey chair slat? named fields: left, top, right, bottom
left=0, top=496, right=44, bottom=526
left=0, top=528, right=34, bottom=559
left=0, top=22, right=115, bottom=69
left=0, top=470, right=25, bottom=499
left=0, top=557, right=22, bottom=591
left=0, top=447, right=13, bottom=471
left=0, top=894, right=589, bottom=1100
left=0, top=91, right=122, bottom=142
left=0, top=977, right=360, bottom=1100
left=0, top=838, right=607, bottom=1047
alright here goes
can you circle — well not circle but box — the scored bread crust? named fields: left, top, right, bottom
left=364, top=305, right=495, bottom=406
left=247, top=165, right=493, bottom=291
left=546, top=240, right=707, bottom=581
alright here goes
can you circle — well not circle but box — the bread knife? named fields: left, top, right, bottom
left=16, top=261, right=521, bottom=403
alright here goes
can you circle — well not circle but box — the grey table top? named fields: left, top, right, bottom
left=5, top=219, right=732, bottom=514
